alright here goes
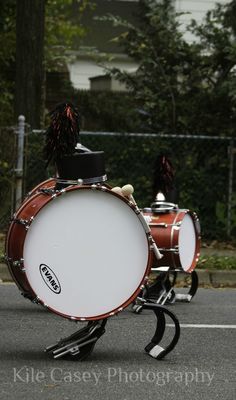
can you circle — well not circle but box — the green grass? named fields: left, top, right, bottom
left=0, top=233, right=5, bottom=262
left=197, top=255, right=236, bottom=270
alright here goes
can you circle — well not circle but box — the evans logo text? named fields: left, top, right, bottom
left=39, top=264, right=61, bottom=294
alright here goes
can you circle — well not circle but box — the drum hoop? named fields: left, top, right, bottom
left=171, top=210, right=201, bottom=272
left=150, top=201, right=178, bottom=213
left=7, top=184, right=153, bottom=320
left=183, top=210, right=201, bottom=273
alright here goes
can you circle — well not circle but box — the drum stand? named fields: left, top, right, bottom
left=174, top=269, right=198, bottom=302
left=132, top=268, right=199, bottom=314
left=45, top=319, right=107, bottom=360
left=141, top=301, right=180, bottom=359
left=45, top=302, right=180, bottom=361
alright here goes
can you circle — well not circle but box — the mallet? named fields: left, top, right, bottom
left=121, top=184, right=137, bottom=206
left=111, top=186, right=123, bottom=196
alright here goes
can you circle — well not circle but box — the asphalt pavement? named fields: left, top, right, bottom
left=0, top=284, right=235, bottom=400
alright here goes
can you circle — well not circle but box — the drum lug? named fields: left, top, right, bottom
left=12, top=258, right=24, bottom=266
left=13, top=258, right=25, bottom=270
left=7, top=258, right=26, bottom=272
left=139, top=284, right=145, bottom=290
left=174, top=221, right=182, bottom=227
left=53, top=188, right=67, bottom=197
left=159, top=246, right=179, bottom=254
left=148, top=222, right=181, bottom=228
left=21, top=292, right=35, bottom=301
left=173, top=245, right=179, bottom=253
left=129, top=201, right=135, bottom=208
left=153, top=222, right=168, bottom=228
left=11, top=216, right=34, bottom=230
left=40, top=188, right=57, bottom=196
left=32, top=296, right=41, bottom=304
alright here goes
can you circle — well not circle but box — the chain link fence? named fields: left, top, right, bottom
left=0, top=120, right=235, bottom=241
left=0, top=126, right=16, bottom=229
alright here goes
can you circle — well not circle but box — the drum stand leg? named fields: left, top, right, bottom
left=133, top=269, right=199, bottom=313
left=132, top=271, right=176, bottom=314
left=45, top=319, right=107, bottom=360
left=44, top=307, right=180, bottom=361
left=142, top=302, right=180, bottom=359
left=175, top=270, right=199, bottom=302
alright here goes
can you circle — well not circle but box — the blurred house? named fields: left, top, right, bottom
left=67, top=0, right=231, bottom=91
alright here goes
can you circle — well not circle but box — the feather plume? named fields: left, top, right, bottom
left=152, top=154, right=174, bottom=197
left=44, top=102, right=80, bottom=167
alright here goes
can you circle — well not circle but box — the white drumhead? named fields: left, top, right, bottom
left=178, top=213, right=196, bottom=272
left=23, top=188, right=149, bottom=319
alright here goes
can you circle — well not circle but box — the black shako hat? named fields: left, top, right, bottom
left=44, top=102, right=106, bottom=182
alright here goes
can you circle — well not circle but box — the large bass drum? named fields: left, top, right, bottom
left=6, top=184, right=152, bottom=320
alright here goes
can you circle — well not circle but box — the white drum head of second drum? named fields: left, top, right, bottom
left=178, top=213, right=196, bottom=272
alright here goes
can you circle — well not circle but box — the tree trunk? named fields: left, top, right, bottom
left=15, top=0, right=45, bottom=129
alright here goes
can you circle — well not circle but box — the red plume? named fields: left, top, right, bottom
left=153, top=154, right=174, bottom=197
left=44, top=102, right=80, bottom=167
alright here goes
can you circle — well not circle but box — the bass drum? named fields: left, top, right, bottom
left=143, top=207, right=201, bottom=273
left=6, top=184, right=152, bottom=320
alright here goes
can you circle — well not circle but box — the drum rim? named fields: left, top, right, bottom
left=6, top=184, right=152, bottom=320
left=174, top=210, right=201, bottom=272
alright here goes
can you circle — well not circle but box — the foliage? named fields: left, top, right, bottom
left=45, top=0, right=93, bottom=71
left=0, top=1, right=93, bottom=220
left=101, top=0, right=236, bottom=136
left=45, top=83, right=236, bottom=241
left=0, top=127, right=16, bottom=228
left=185, top=0, right=236, bottom=136
left=197, top=255, right=236, bottom=270
left=69, top=89, right=143, bottom=132
left=0, top=0, right=92, bottom=126
left=0, top=0, right=16, bottom=125
left=216, top=193, right=236, bottom=233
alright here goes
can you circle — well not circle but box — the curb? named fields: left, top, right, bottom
left=1, top=263, right=236, bottom=288
left=174, top=269, right=236, bottom=288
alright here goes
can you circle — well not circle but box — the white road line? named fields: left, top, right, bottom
left=167, top=324, right=236, bottom=329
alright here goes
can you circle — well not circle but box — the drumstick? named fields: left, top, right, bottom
left=111, top=186, right=123, bottom=196
left=121, top=184, right=137, bottom=206
left=151, top=240, right=163, bottom=260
